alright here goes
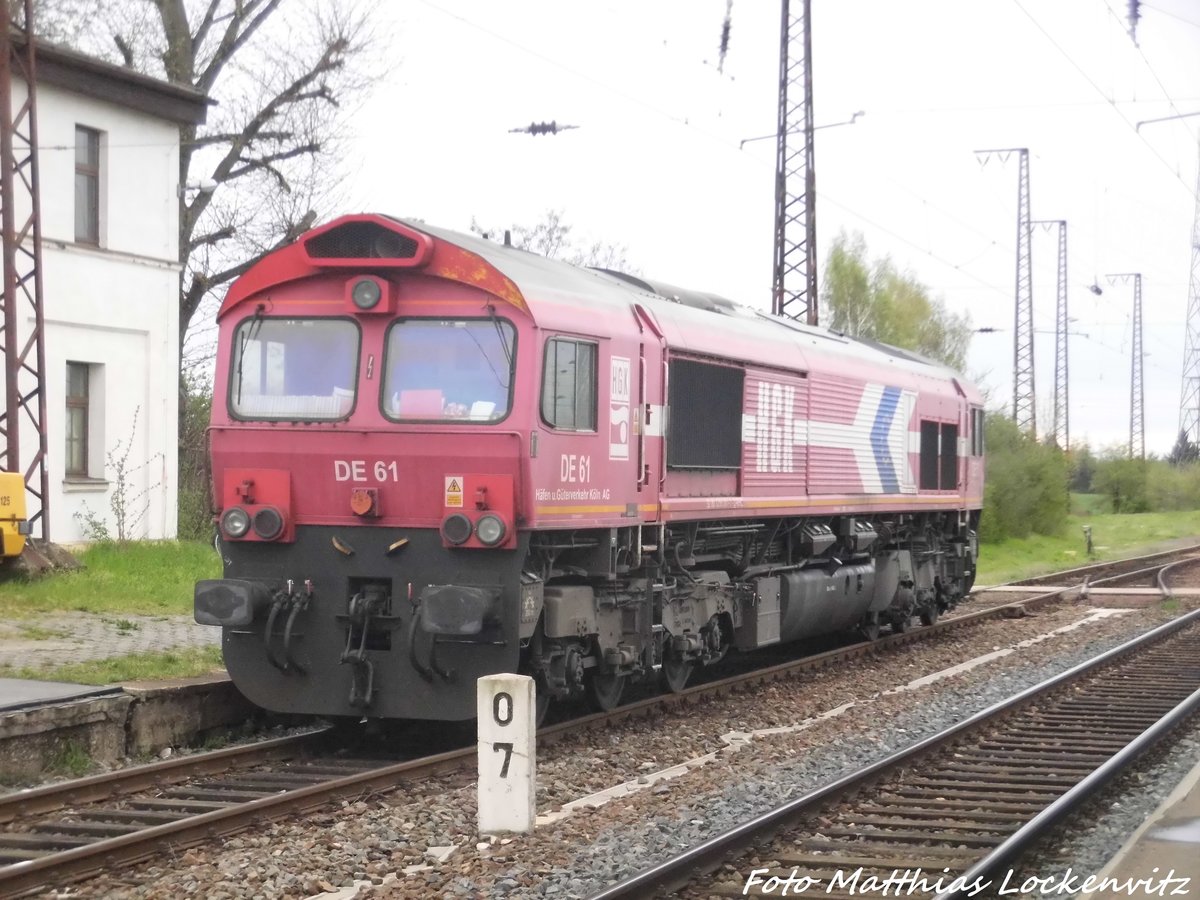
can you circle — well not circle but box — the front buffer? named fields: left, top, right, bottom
left=196, top=527, right=531, bottom=720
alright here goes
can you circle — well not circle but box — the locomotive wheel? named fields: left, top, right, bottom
left=659, top=652, right=693, bottom=694
left=963, top=570, right=977, bottom=595
left=534, top=676, right=551, bottom=728
left=586, top=672, right=626, bottom=712
left=919, top=603, right=939, bottom=627
left=857, top=612, right=881, bottom=642
left=890, top=613, right=910, bottom=634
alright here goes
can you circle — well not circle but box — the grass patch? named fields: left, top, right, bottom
left=46, top=740, right=93, bottom=778
left=0, top=645, right=224, bottom=685
left=14, top=623, right=69, bottom=640
left=0, top=540, right=219, bottom=618
left=1070, top=492, right=1110, bottom=516
left=978, top=509, right=1200, bottom=585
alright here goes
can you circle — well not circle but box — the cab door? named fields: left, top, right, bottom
left=630, top=304, right=666, bottom=521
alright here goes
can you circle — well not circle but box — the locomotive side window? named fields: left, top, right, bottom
left=383, top=318, right=515, bottom=421
left=919, top=420, right=960, bottom=490
left=230, top=318, right=359, bottom=421
left=667, top=359, right=743, bottom=469
left=940, top=423, right=959, bottom=489
left=919, top=421, right=939, bottom=490
left=970, top=407, right=985, bottom=456
left=541, top=338, right=597, bottom=430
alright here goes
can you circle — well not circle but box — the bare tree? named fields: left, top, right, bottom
left=472, top=209, right=640, bottom=274
left=32, top=0, right=378, bottom=354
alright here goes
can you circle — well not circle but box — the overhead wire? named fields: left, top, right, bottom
left=1101, top=0, right=1199, bottom=141
left=411, top=0, right=1185, bottom=406
left=1009, top=0, right=1200, bottom=204
left=1140, top=3, right=1200, bottom=32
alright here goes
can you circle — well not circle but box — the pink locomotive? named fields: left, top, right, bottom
left=194, top=214, right=984, bottom=722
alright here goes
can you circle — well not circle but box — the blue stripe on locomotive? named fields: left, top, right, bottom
left=870, top=386, right=902, bottom=493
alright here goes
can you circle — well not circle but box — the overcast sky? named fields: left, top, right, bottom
left=347, top=0, right=1200, bottom=456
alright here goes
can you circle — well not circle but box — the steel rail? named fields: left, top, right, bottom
left=935, top=684, right=1200, bottom=900
left=1157, top=557, right=1198, bottom=595
left=0, top=741, right=476, bottom=897
left=586, top=605, right=1200, bottom=899
left=1, top=546, right=1194, bottom=897
left=0, top=729, right=324, bottom=823
left=1001, top=542, right=1200, bottom=588
left=933, top=557, right=1200, bottom=900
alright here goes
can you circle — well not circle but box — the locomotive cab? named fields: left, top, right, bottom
left=196, top=217, right=536, bottom=719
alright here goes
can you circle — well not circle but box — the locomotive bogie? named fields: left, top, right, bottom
left=195, top=214, right=985, bottom=723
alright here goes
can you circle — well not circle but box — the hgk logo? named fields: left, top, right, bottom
left=755, top=381, right=795, bottom=473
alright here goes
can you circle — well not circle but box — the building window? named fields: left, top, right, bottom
left=65, top=363, right=89, bottom=476
left=75, top=126, right=100, bottom=244
left=541, top=338, right=597, bottom=430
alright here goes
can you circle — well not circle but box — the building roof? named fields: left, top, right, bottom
left=6, top=32, right=210, bottom=126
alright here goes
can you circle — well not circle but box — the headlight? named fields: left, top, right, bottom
left=221, top=507, right=251, bottom=538
left=441, top=513, right=473, bottom=546
left=351, top=277, right=382, bottom=309
left=475, top=514, right=507, bottom=546
left=252, top=507, right=284, bottom=540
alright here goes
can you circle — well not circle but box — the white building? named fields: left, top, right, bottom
left=6, top=40, right=209, bottom=542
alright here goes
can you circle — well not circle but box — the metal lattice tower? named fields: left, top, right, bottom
left=1108, top=273, right=1145, bottom=459
left=1034, top=220, right=1069, bottom=449
left=976, top=148, right=1035, bottom=436
left=0, top=0, right=50, bottom=539
left=771, top=0, right=817, bottom=325
left=1179, top=142, right=1200, bottom=448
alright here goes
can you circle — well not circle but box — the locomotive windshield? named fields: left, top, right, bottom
left=382, top=318, right=515, bottom=421
left=229, top=317, right=360, bottom=420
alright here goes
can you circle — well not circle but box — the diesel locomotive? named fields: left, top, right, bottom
left=194, top=214, right=984, bottom=722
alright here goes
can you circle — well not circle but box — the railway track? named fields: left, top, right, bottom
left=588, top=594, right=1200, bottom=897
left=1, top=546, right=1195, bottom=898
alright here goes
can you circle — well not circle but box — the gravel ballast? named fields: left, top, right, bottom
left=48, top=596, right=1199, bottom=900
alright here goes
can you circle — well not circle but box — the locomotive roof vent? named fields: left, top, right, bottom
left=301, top=219, right=433, bottom=268
left=599, top=269, right=754, bottom=319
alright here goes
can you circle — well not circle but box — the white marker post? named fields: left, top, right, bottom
left=477, top=674, right=535, bottom=834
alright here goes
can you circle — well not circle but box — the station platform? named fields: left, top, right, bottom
left=1086, top=753, right=1200, bottom=897
left=0, top=611, right=220, bottom=711
left=0, top=612, right=244, bottom=779
left=0, top=679, right=121, bottom=713
left=0, top=611, right=219, bottom=672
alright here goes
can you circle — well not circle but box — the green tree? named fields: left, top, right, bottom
left=821, top=230, right=972, bottom=371
left=1068, top=442, right=1097, bottom=493
left=1092, top=448, right=1149, bottom=514
left=1167, top=429, right=1199, bottom=466
left=978, top=413, right=1069, bottom=542
left=177, top=372, right=213, bottom=540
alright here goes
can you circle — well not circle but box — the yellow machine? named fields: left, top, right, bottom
left=0, top=472, right=31, bottom=558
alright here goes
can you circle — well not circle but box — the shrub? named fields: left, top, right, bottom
left=1092, top=450, right=1149, bottom=513
left=980, top=413, right=1069, bottom=543
left=177, top=373, right=213, bottom=541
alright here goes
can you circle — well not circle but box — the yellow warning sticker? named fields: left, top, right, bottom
left=445, top=476, right=463, bottom=508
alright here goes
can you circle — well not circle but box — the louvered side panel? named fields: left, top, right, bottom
left=807, top=374, right=869, bottom=495
left=741, top=369, right=807, bottom=494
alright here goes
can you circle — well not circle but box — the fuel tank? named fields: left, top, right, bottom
left=776, top=562, right=876, bottom=642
